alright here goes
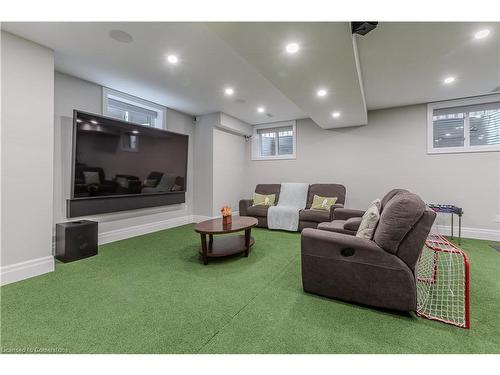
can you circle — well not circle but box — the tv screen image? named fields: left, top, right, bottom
left=72, top=111, right=188, bottom=200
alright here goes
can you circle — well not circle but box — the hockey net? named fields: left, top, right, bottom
left=416, top=233, right=470, bottom=329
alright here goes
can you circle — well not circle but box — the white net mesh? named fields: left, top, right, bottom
left=415, top=234, right=470, bottom=329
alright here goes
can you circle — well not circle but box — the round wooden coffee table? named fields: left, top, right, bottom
left=194, top=216, right=258, bottom=265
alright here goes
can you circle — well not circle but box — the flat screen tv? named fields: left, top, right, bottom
left=68, top=110, right=188, bottom=217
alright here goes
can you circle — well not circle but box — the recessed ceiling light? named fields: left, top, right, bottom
left=317, top=89, right=328, bottom=97
left=474, top=29, right=491, bottom=40
left=90, top=119, right=98, bottom=125
left=224, top=87, right=234, bottom=96
left=332, top=111, right=341, bottom=118
left=109, top=30, right=134, bottom=43
left=443, top=76, right=456, bottom=84
left=257, top=107, right=265, bottom=113
left=167, top=55, right=179, bottom=64
left=285, top=42, right=300, bottom=54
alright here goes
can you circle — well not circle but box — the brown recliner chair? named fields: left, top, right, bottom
left=298, top=184, right=346, bottom=231
left=301, top=190, right=436, bottom=312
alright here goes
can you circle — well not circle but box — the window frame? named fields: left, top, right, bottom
left=427, top=94, right=500, bottom=154
left=102, top=87, right=166, bottom=129
left=251, top=120, right=297, bottom=161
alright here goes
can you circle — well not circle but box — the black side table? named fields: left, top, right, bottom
left=427, top=204, right=463, bottom=245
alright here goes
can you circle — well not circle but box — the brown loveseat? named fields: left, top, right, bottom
left=239, top=183, right=346, bottom=231
left=301, top=189, right=436, bottom=312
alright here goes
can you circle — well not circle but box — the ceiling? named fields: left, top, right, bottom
left=357, top=22, right=500, bottom=110
left=2, top=22, right=499, bottom=128
left=207, top=23, right=367, bottom=128
left=1, top=22, right=305, bottom=124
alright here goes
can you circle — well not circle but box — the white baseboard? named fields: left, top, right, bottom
left=434, top=224, right=500, bottom=241
left=191, top=215, right=213, bottom=223
left=99, top=215, right=194, bottom=245
left=1, top=256, right=55, bottom=286
left=98, top=211, right=242, bottom=245
left=192, top=211, right=240, bottom=223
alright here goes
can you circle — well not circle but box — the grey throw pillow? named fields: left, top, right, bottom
left=83, top=171, right=100, bottom=185
left=356, top=199, right=381, bottom=240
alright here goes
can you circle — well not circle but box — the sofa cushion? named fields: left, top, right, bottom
left=344, top=217, right=362, bottom=231
left=311, top=195, right=337, bottom=210
left=299, top=209, right=331, bottom=223
left=253, top=193, right=275, bottom=206
left=246, top=205, right=270, bottom=217
left=306, top=184, right=346, bottom=208
left=317, top=220, right=356, bottom=235
left=356, top=199, right=381, bottom=240
left=373, top=192, right=426, bottom=254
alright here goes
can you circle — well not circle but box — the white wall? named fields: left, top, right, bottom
left=1, top=32, right=55, bottom=283
left=212, top=128, right=247, bottom=216
left=244, top=105, right=500, bottom=239
left=53, top=72, right=196, bottom=243
left=192, top=113, right=248, bottom=218
left=193, top=113, right=217, bottom=217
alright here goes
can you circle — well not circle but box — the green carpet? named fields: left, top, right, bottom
left=1, top=224, right=499, bottom=353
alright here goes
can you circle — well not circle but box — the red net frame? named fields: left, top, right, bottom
left=416, top=234, right=470, bottom=329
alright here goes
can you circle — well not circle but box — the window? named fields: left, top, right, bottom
left=427, top=95, right=500, bottom=153
left=102, top=87, right=166, bottom=129
left=252, top=121, right=296, bottom=160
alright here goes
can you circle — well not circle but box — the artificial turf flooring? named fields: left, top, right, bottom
left=1, top=224, right=499, bottom=354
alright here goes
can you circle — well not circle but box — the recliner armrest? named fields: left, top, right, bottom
left=329, top=203, right=344, bottom=220
left=333, top=208, right=365, bottom=221
left=301, top=228, right=412, bottom=271
left=239, top=199, right=253, bottom=216
left=344, top=217, right=362, bottom=232
left=302, top=228, right=382, bottom=258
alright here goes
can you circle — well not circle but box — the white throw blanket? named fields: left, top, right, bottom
left=268, top=182, right=309, bottom=231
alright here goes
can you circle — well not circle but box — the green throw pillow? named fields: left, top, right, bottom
left=253, top=193, right=276, bottom=206
left=311, top=195, right=337, bottom=210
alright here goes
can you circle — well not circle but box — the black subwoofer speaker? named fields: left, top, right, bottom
left=56, top=220, right=98, bottom=262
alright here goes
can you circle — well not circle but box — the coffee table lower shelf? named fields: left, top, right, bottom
left=199, top=235, right=255, bottom=260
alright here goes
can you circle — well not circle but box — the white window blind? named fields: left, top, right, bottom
left=428, top=98, right=500, bottom=153
left=107, top=98, right=158, bottom=127
left=102, top=87, right=166, bottom=129
left=252, top=121, right=296, bottom=160
left=257, top=126, right=294, bottom=157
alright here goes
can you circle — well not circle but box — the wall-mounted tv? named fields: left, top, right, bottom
left=67, top=110, right=188, bottom=217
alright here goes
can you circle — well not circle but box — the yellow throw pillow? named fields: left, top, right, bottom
left=253, top=193, right=276, bottom=206
left=311, top=195, right=337, bottom=210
